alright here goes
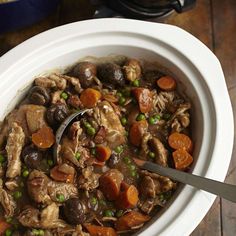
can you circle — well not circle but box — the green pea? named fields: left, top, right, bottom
left=56, top=194, right=65, bottom=203
left=153, top=114, right=161, bottom=120
left=132, top=79, right=140, bottom=87
left=130, top=170, right=137, bottom=177
left=91, top=148, right=96, bottom=155
left=119, top=97, right=126, bottom=106
left=38, top=230, right=44, bottom=236
left=20, top=182, right=24, bottom=188
left=47, top=159, right=54, bottom=167
left=116, top=210, right=123, bottom=218
left=121, top=117, right=127, bottom=126
left=0, top=154, right=5, bottom=163
left=123, top=156, right=131, bottom=164
left=114, top=145, right=123, bottom=154
left=136, top=113, right=145, bottom=121
left=87, top=127, right=96, bottom=136
left=90, top=197, right=97, bottom=206
left=103, top=209, right=114, bottom=217
left=129, top=164, right=136, bottom=171
left=122, top=89, right=131, bottom=97
left=116, top=92, right=122, bottom=98
left=83, top=121, right=92, bottom=128
left=60, top=92, right=68, bottom=100
left=5, top=229, right=12, bottom=236
left=32, top=229, right=40, bottom=235
left=13, top=191, right=22, bottom=200
left=162, top=113, right=171, bottom=120
left=5, top=217, right=12, bottom=223
left=75, top=152, right=81, bottom=160
left=148, top=151, right=155, bottom=159
left=99, top=199, right=107, bottom=206
left=148, top=117, right=157, bottom=125
left=22, top=170, right=29, bottom=178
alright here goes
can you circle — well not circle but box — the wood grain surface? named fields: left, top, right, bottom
left=0, top=0, right=235, bottom=235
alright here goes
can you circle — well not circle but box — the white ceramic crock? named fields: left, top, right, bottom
left=0, top=19, right=234, bottom=236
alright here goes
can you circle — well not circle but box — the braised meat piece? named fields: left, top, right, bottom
left=6, top=122, right=25, bottom=178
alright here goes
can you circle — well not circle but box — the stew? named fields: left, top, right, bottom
left=0, top=56, right=193, bottom=235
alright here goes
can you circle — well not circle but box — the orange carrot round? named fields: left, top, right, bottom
left=96, top=145, right=112, bottom=162
left=129, top=120, right=148, bottom=146
left=50, top=165, right=74, bottom=183
left=116, top=184, right=139, bottom=209
left=80, top=88, right=101, bottom=108
left=168, top=132, right=193, bottom=153
left=99, top=169, right=124, bottom=201
left=157, top=76, right=176, bottom=91
left=32, top=125, right=55, bottom=149
left=115, top=211, right=150, bottom=231
left=172, top=148, right=193, bottom=170
left=84, top=224, right=117, bottom=236
left=132, top=88, right=152, bottom=113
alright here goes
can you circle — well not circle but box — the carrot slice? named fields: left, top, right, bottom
left=32, top=125, right=55, bottom=149
left=116, top=184, right=139, bottom=209
left=84, top=224, right=117, bottom=236
left=50, top=165, right=74, bottom=183
left=0, top=220, right=11, bottom=235
left=168, top=132, right=193, bottom=153
left=80, top=88, right=101, bottom=108
left=132, top=88, right=152, bottom=113
left=115, top=211, right=150, bottom=231
left=99, top=169, right=124, bottom=201
left=129, top=120, right=148, bottom=146
left=96, top=145, right=112, bottom=162
left=172, top=148, right=193, bottom=170
left=157, top=75, right=176, bottom=91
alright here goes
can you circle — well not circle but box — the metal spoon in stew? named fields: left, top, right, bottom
left=133, top=158, right=236, bottom=203
left=53, top=109, right=91, bottom=163
left=53, top=110, right=236, bottom=203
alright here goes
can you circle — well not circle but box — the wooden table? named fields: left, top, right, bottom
left=0, top=0, right=235, bottom=235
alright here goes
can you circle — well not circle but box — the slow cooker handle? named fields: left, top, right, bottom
left=171, top=0, right=196, bottom=13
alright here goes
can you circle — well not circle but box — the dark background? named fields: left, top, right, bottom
left=0, top=0, right=236, bottom=235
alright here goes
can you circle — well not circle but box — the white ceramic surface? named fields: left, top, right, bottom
left=0, top=19, right=234, bottom=236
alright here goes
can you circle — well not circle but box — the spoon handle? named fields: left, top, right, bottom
left=136, top=159, right=236, bottom=203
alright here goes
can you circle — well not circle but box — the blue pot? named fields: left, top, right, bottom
left=0, top=0, right=60, bottom=33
